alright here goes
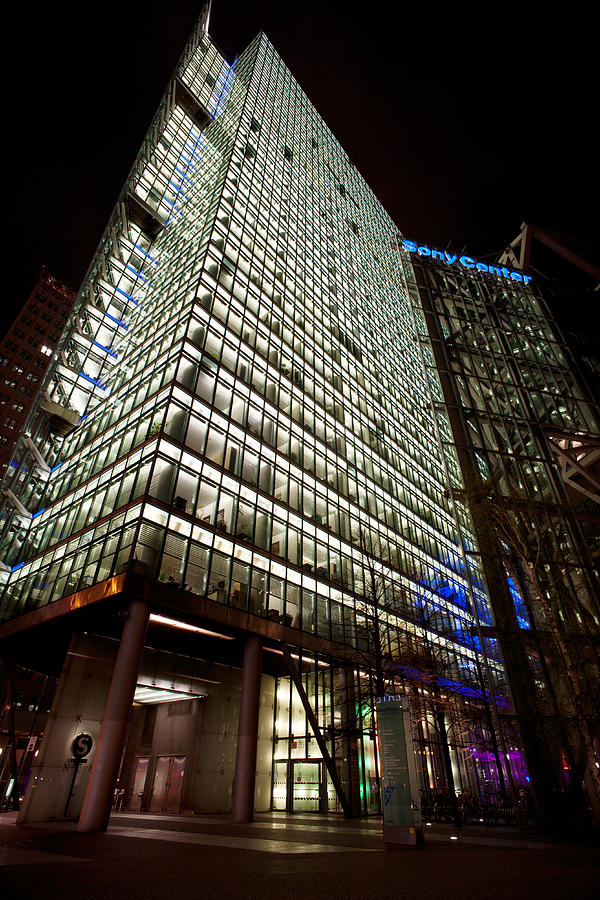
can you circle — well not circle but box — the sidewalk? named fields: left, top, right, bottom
left=1, top=809, right=599, bottom=900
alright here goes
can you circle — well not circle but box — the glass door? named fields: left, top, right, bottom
left=291, top=761, right=322, bottom=812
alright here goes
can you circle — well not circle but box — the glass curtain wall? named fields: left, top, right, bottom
left=406, top=258, right=600, bottom=813
left=0, top=20, right=519, bottom=810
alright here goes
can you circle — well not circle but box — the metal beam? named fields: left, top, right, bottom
left=280, top=642, right=352, bottom=817
left=534, top=226, right=600, bottom=282
left=499, top=222, right=600, bottom=281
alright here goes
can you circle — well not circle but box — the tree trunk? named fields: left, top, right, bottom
left=434, top=703, right=462, bottom=827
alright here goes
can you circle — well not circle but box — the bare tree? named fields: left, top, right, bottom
left=484, top=496, right=600, bottom=821
left=346, top=528, right=507, bottom=825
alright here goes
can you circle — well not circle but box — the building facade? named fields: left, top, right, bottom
left=405, top=249, right=600, bottom=822
left=0, top=271, right=74, bottom=476
left=0, top=11, right=597, bottom=827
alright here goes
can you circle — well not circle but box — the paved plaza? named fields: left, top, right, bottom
left=1, top=810, right=598, bottom=899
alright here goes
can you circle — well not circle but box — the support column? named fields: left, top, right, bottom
left=78, top=600, right=149, bottom=833
left=231, top=635, right=262, bottom=823
left=17, top=635, right=117, bottom=824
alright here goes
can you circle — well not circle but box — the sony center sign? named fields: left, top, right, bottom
left=400, top=238, right=532, bottom=284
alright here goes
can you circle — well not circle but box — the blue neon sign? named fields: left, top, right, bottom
left=400, top=238, right=532, bottom=284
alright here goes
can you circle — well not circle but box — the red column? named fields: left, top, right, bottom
left=231, top=635, right=262, bottom=823
left=78, top=601, right=149, bottom=832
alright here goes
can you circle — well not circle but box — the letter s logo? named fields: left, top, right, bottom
left=72, top=732, right=93, bottom=759
left=402, top=240, right=417, bottom=253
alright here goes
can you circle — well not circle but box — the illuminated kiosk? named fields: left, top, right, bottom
left=376, top=695, right=424, bottom=847
left=1, top=7, right=598, bottom=829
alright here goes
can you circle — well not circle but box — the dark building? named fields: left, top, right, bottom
left=0, top=271, right=74, bottom=475
left=0, top=663, right=57, bottom=809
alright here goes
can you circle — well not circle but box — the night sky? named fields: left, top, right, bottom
left=8, top=1, right=598, bottom=309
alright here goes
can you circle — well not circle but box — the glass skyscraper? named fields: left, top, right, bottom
left=0, top=9, right=597, bottom=827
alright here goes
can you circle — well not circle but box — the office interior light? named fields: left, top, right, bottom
left=133, top=684, right=207, bottom=705
left=263, top=646, right=329, bottom=666
left=149, top=613, right=234, bottom=640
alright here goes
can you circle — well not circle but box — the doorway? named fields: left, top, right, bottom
left=129, top=757, right=149, bottom=811
left=291, top=760, right=322, bottom=812
left=149, top=755, right=186, bottom=814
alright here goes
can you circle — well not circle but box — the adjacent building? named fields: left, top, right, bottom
left=0, top=9, right=597, bottom=827
left=405, top=245, right=600, bottom=823
left=0, top=271, right=74, bottom=475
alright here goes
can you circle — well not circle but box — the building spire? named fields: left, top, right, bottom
left=200, top=0, right=213, bottom=35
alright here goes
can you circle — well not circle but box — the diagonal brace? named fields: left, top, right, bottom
left=280, top=643, right=352, bottom=817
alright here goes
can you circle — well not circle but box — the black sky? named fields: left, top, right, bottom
left=8, top=1, right=598, bottom=307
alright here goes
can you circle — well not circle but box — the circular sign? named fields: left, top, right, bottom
left=71, top=733, right=93, bottom=759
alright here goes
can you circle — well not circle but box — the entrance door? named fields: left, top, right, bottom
left=129, top=757, right=149, bottom=811
left=165, top=755, right=185, bottom=813
left=291, top=761, right=322, bottom=812
left=150, top=756, right=186, bottom=814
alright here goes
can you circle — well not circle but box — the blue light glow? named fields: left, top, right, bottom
left=168, top=180, right=189, bottom=199
left=401, top=238, right=533, bottom=285
left=104, top=312, right=129, bottom=329
left=79, top=372, right=107, bottom=390
left=507, top=575, right=531, bottom=629
left=179, top=154, right=199, bottom=171
left=93, top=341, right=118, bottom=359
left=174, top=166, right=193, bottom=183
left=210, top=57, right=238, bottom=120
left=132, top=245, right=158, bottom=265
left=163, top=197, right=183, bottom=213
left=115, top=286, right=138, bottom=305
left=125, top=263, right=149, bottom=283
